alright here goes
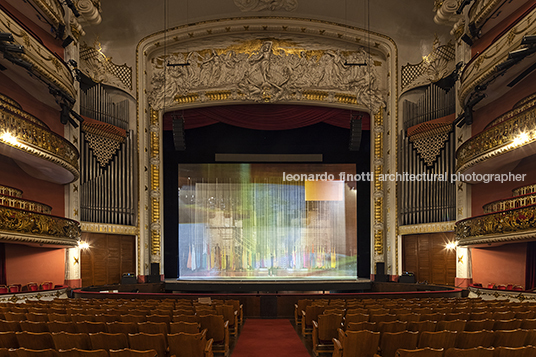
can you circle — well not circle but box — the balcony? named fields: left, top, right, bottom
left=456, top=182, right=536, bottom=246
left=0, top=184, right=80, bottom=247
left=455, top=94, right=536, bottom=183
left=0, top=93, right=79, bottom=184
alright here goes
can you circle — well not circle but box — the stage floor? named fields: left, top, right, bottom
left=164, top=278, right=372, bottom=293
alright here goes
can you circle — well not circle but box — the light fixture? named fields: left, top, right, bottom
left=512, top=132, right=530, bottom=146
left=0, top=33, right=13, bottom=42
left=78, top=241, right=90, bottom=249
left=445, top=241, right=458, bottom=250
left=1, top=131, right=18, bottom=145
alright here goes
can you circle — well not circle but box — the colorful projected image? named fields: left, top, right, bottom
left=178, top=163, right=358, bottom=279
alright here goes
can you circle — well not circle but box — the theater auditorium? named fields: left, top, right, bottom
left=1, top=0, right=536, bottom=355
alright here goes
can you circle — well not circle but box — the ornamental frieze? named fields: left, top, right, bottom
left=147, top=38, right=386, bottom=113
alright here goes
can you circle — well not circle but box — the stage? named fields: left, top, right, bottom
left=163, top=278, right=372, bottom=293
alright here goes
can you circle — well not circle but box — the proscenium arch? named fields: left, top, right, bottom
left=136, top=17, right=399, bottom=280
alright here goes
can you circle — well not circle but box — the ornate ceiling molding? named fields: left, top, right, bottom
left=138, top=17, right=396, bottom=114
left=29, top=0, right=65, bottom=28
left=0, top=8, right=76, bottom=102
left=234, top=0, right=298, bottom=12
left=458, top=7, right=536, bottom=106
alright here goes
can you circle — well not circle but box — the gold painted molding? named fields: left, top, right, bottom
left=399, top=221, right=456, bottom=235
left=458, top=6, right=536, bottom=106
left=468, top=286, right=535, bottom=302
left=456, top=204, right=536, bottom=245
left=81, top=222, right=138, bottom=235
left=469, top=0, right=504, bottom=28
left=31, top=0, right=65, bottom=28
left=0, top=9, right=76, bottom=101
left=0, top=206, right=80, bottom=246
left=456, top=100, right=536, bottom=173
left=483, top=193, right=536, bottom=214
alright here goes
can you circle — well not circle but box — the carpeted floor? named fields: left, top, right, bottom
left=231, top=319, right=311, bottom=357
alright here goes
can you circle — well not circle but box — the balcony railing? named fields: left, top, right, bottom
left=456, top=203, right=536, bottom=245
left=0, top=205, right=80, bottom=247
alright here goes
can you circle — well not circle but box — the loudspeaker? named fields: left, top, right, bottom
left=375, top=262, right=389, bottom=282
left=172, top=116, right=186, bottom=151
left=349, top=116, right=362, bottom=151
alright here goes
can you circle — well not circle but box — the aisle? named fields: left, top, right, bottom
left=231, top=319, right=311, bottom=357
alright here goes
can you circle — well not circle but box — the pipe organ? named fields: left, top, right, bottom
left=399, top=84, right=456, bottom=226
left=79, top=84, right=137, bottom=225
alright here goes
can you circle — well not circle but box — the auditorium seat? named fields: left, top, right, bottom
left=312, top=313, right=344, bottom=355
left=369, top=313, right=397, bottom=323
left=89, top=332, right=129, bottom=351
left=51, top=332, right=92, bottom=351
left=121, top=315, right=146, bottom=324
left=5, top=312, right=26, bottom=322
left=0, top=320, right=21, bottom=332
left=167, top=331, right=213, bottom=357
left=493, top=319, right=523, bottom=330
left=435, top=319, right=466, bottom=332
left=197, top=315, right=229, bottom=355
left=332, top=329, right=380, bottom=357
left=455, top=330, right=494, bottom=349
left=215, top=305, right=238, bottom=335
left=346, top=321, right=377, bottom=332
left=169, top=321, right=199, bottom=334
left=19, top=321, right=49, bottom=333
left=47, top=322, right=77, bottom=333
left=301, top=305, right=325, bottom=336
left=0, top=331, right=19, bottom=348
left=493, top=346, right=535, bottom=357
left=444, top=347, right=494, bottom=357
left=464, top=319, right=495, bottom=331
left=15, top=332, right=55, bottom=350
left=378, top=331, right=419, bottom=357
left=57, top=349, right=109, bottom=357
left=493, top=329, right=529, bottom=348
left=14, top=348, right=59, bottom=357
left=25, top=313, right=48, bottom=322
left=127, top=333, right=168, bottom=357
left=417, top=330, right=457, bottom=350
left=396, top=313, right=420, bottom=322
left=407, top=320, right=437, bottom=334
left=137, top=322, right=168, bottom=335
left=172, top=315, right=199, bottom=323
left=378, top=320, right=407, bottom=335
left=47, top=314, right=71, bottom=323
left=106, top=322, right=138, bottom=334
left=75, top=322, right=106, bottom=334
left=109, top=349, right=158, bottom=357
left=395, top=348, right=444, bottom=357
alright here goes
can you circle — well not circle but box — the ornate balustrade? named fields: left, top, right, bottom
left=483, top=193, right=536, bottom=214
left=456, top=100, right=536, bottom=174
left=513, top=183, right=536, bottom=197
left=0, top=96, right=79, bottom=184
left=0, top=195, right=52, bottom=215
left=0, top=205, right=80, bottom=247
left=456, top=203, right=536, bottom=245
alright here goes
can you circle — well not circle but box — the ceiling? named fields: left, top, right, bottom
left=83, top=0, right=450, bottom=75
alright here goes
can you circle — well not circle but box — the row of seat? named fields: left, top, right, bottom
left=332, top=329, right=536, bottom=357
left=0, top=331, right=212, bottom=357
left=395, top=346, right=536, bottom=357
left=0, top=282, right=55, bottom=294
left=0, top=347, right=159, bottom=357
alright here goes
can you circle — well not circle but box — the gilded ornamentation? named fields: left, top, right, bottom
left=80, top=43, right=133, bottom=91
left=0, top=101, right=80, bottom=182
left=513, top=183, right=536, bottom=197
left=0, top=288, right=68, bottom=303
left=469, top=0, right=504, bottom=28
left=0, top=9, right=75, bottom=102
left=0, top=184, right=22, bottom=198
left=401, top=39, right=455, bottom=92
left=81, top=222, right=138, bottom=235
left=456, top=100, right=536, bottom=173
left=234, top=0, right=298, bottom=12
left=0, top=206, right=80, bottom=244
left=149, top=109, right=161, bottom=259
left=30, top=0, right=65, bottom=28
left=399, top=221, right=456, bottom=235
left=484, top=193, right=536, bottom=214
left=0, top=195, right=52, bottom=215
left=148, top=39, right=385, bottom=112
left=456, top=204, right=536, bottom=244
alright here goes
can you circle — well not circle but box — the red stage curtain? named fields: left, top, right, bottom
left=163, top=104, right=370, bottom=131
